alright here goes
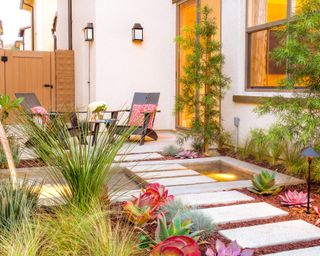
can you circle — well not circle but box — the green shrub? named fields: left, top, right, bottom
left=161, top=145, right=180, bottom=157
left=17, top=115, right=134, bottom=209
left=0, top=136, right=21, bottom=169
left=248, top=129, right=269, bottom=162
left=217, top=130, right=232, bottom=151
left=0, top=179, right=40, bottom=230
left=164, top=199, right=215, bottom=239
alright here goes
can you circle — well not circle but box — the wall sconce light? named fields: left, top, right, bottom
left=132, top=23, right=143, bottom=42
left=301, top=146, right=320, bottom=214
left=84, top=22, right=94, bottom=42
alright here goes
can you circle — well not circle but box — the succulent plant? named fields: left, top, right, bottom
left=124, top=183, right=174, bottom=224
left=150, top=236, right=201, bottom=256
left=205, top=240, right=254, bottom=256
left=279, top=190, right=312, bottom=207
left=248, top=170, right=282, bottom=195
left=155, top=212, right=202, bottom=243
left=162, top=145, right=181, bottom=157
left=176, top=150, right=199, bottom=159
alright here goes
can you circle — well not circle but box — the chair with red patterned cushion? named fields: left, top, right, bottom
left=110, top=92, right=160, bottom=145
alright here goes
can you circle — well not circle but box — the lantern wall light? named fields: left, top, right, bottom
left=132, top=23, right=143, bottom=42
left=84, top=22, right=94, bottom=42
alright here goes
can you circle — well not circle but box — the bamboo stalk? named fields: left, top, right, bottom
left=0, top=121, right=17, bottom=185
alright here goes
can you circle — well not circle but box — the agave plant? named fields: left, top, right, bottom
left=150, top=236, right=201, bottom=256
left=124, top=183, right=174, bottom=224
left=205, top=240, right=254, bottom=256
left=176, top=150, right=198, bottom=159
left=248, top=170, right=282, bottom=195
left=155, top=212, right=202, bottom=243
left=279, top=190, right=311, bottom=208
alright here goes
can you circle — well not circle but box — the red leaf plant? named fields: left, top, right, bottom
left=124, top=183, right=174, bottom=225
left=150, top=236, right=201, bottom=256
left=205, top=240, right=254, bottom=256
left=279, top=190, right=313, bottom=208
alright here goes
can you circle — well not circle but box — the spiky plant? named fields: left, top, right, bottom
left=248, top=171, right=282, bottom=196
left=16, top=113, right=134, bottom=209
left=162, top=145, right=181, bottom=157
left=0, top=179, right=41, bottom=231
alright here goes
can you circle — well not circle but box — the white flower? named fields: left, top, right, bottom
left=88, top=101, right=107, bottom=113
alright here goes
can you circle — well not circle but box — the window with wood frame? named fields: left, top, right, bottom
left=246, top=0, right=302, bottom=89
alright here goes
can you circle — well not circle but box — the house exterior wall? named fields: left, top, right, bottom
left=34, top=0, right=57, bottom=51
left=94, top=0, right=176, bottom=130
left=220, top=0, right=292, bottom=145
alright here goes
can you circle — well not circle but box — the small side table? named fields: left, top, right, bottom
left=89, top=119, right=117, bottom=146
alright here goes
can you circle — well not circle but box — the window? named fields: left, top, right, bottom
left=176, top=0, right=221, bottom=128
left=247, top=0, right=300, bottom=88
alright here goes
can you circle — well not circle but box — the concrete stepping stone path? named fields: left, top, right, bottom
left=263, top=246, right=320, bottom=256
left=176, top=191, right=254, bottom=207
left=137, top=169, right=200, bottom=179
left=115, top=153, right=163, bottom=162
left=126, top=163, right=187, bottom=173
left=197, top=202, right=288, bottom=225
left=219, top=220, right=320, bottom=248
left=148, top=175, right=216, bottom=187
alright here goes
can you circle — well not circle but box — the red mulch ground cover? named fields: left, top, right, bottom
left=18, top=159, right=47, bottom=168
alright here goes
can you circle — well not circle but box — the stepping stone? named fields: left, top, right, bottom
left=197, top=202, right=287, bottom=225
left=127, top=164, right=187, bottom=173
left=264, top=246, right=320, bottom=256
left=115, top=153, right=163, bottom=162
left=176, top=191, right=254, bottom=207
left=137, top=169, right=199, bottom=179
left=148, top=176, right=216, bottom=187
left=219, top=220, right=320, bottom=248
left=168, top=180, right=251, bottom=195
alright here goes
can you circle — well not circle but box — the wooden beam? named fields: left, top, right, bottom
left=232, top=95, right=272, bottom=104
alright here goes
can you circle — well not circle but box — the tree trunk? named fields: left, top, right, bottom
left=0, top=122, right=17, bottom=185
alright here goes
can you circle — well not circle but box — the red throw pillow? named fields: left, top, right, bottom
left=128, top=104, right=157, bottom=129
left=31, top=106, right=48, bottom=127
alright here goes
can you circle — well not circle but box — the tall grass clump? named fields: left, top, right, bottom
left=42, top=203, right=142, bottom=256
left=17, top=113, right=134, bottom=209
left=0, top=179, right=40, bottom=230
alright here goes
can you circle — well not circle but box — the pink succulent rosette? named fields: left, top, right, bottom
left=279, top=190, right=313, bottom=208
left=124, top=183, right=174, bottom=225
left=31, top=106, right=48, bottom=127
left=150, top=236, right=201, bottom=256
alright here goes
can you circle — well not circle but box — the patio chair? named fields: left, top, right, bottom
left=110, top=92, right=160, bottom=145
left=15, top=93, right=89, bottom=144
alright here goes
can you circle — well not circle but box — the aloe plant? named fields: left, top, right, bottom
left=205, top=240, right=254, bottom=256
left=248, top=171, right=282, bottom=195
left=155, top=212, right=202, bottom=243
left=279, top=190, right=311, bottom=208
left=150, top=236, right=201, bottom=256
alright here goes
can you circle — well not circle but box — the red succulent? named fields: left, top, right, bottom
left=279, top=190, right=312, bottom=208
left=150, top=236, right=201, bottom=256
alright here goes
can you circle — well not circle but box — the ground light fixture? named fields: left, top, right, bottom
left=132, top=23, right=143, bottom=42
left=301, top=146, right=320, bottom=214
left=84, top=22, right=94, bottom=42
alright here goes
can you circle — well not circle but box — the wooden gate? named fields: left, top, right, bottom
left=0, top=50, right=74, bottom=112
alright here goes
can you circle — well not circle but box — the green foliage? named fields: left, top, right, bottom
left=256, top=0, right=320, bottom=147
left=0, top=136, right=21, bottom=169
left=0, top=95, right=24, bottom=124
left=248, top=171, right=282, bottom=196
left=164, top=199, right=215, bottom=239
left=0, top=179, right=40, bottom=231
left=155, top=212, right=202, bottom=243
left=175, top=6, right=230, bottom=152
left=247, top=129, right=269, bottom=162
left=17, top=114, right=134, bottom=209
left=216, top=130, right=232, bottom=151
left=162, top=145, right=181, bottom=157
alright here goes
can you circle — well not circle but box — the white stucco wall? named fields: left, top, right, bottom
left=94, top=0, right=176, bottom=130
left=221, top=0, right=292, bottom=145
left=71, top=0, right=96, bottom=110
left=35, top=0, right=57, bottom=51
left=56, top=0, right=69, bottom=50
